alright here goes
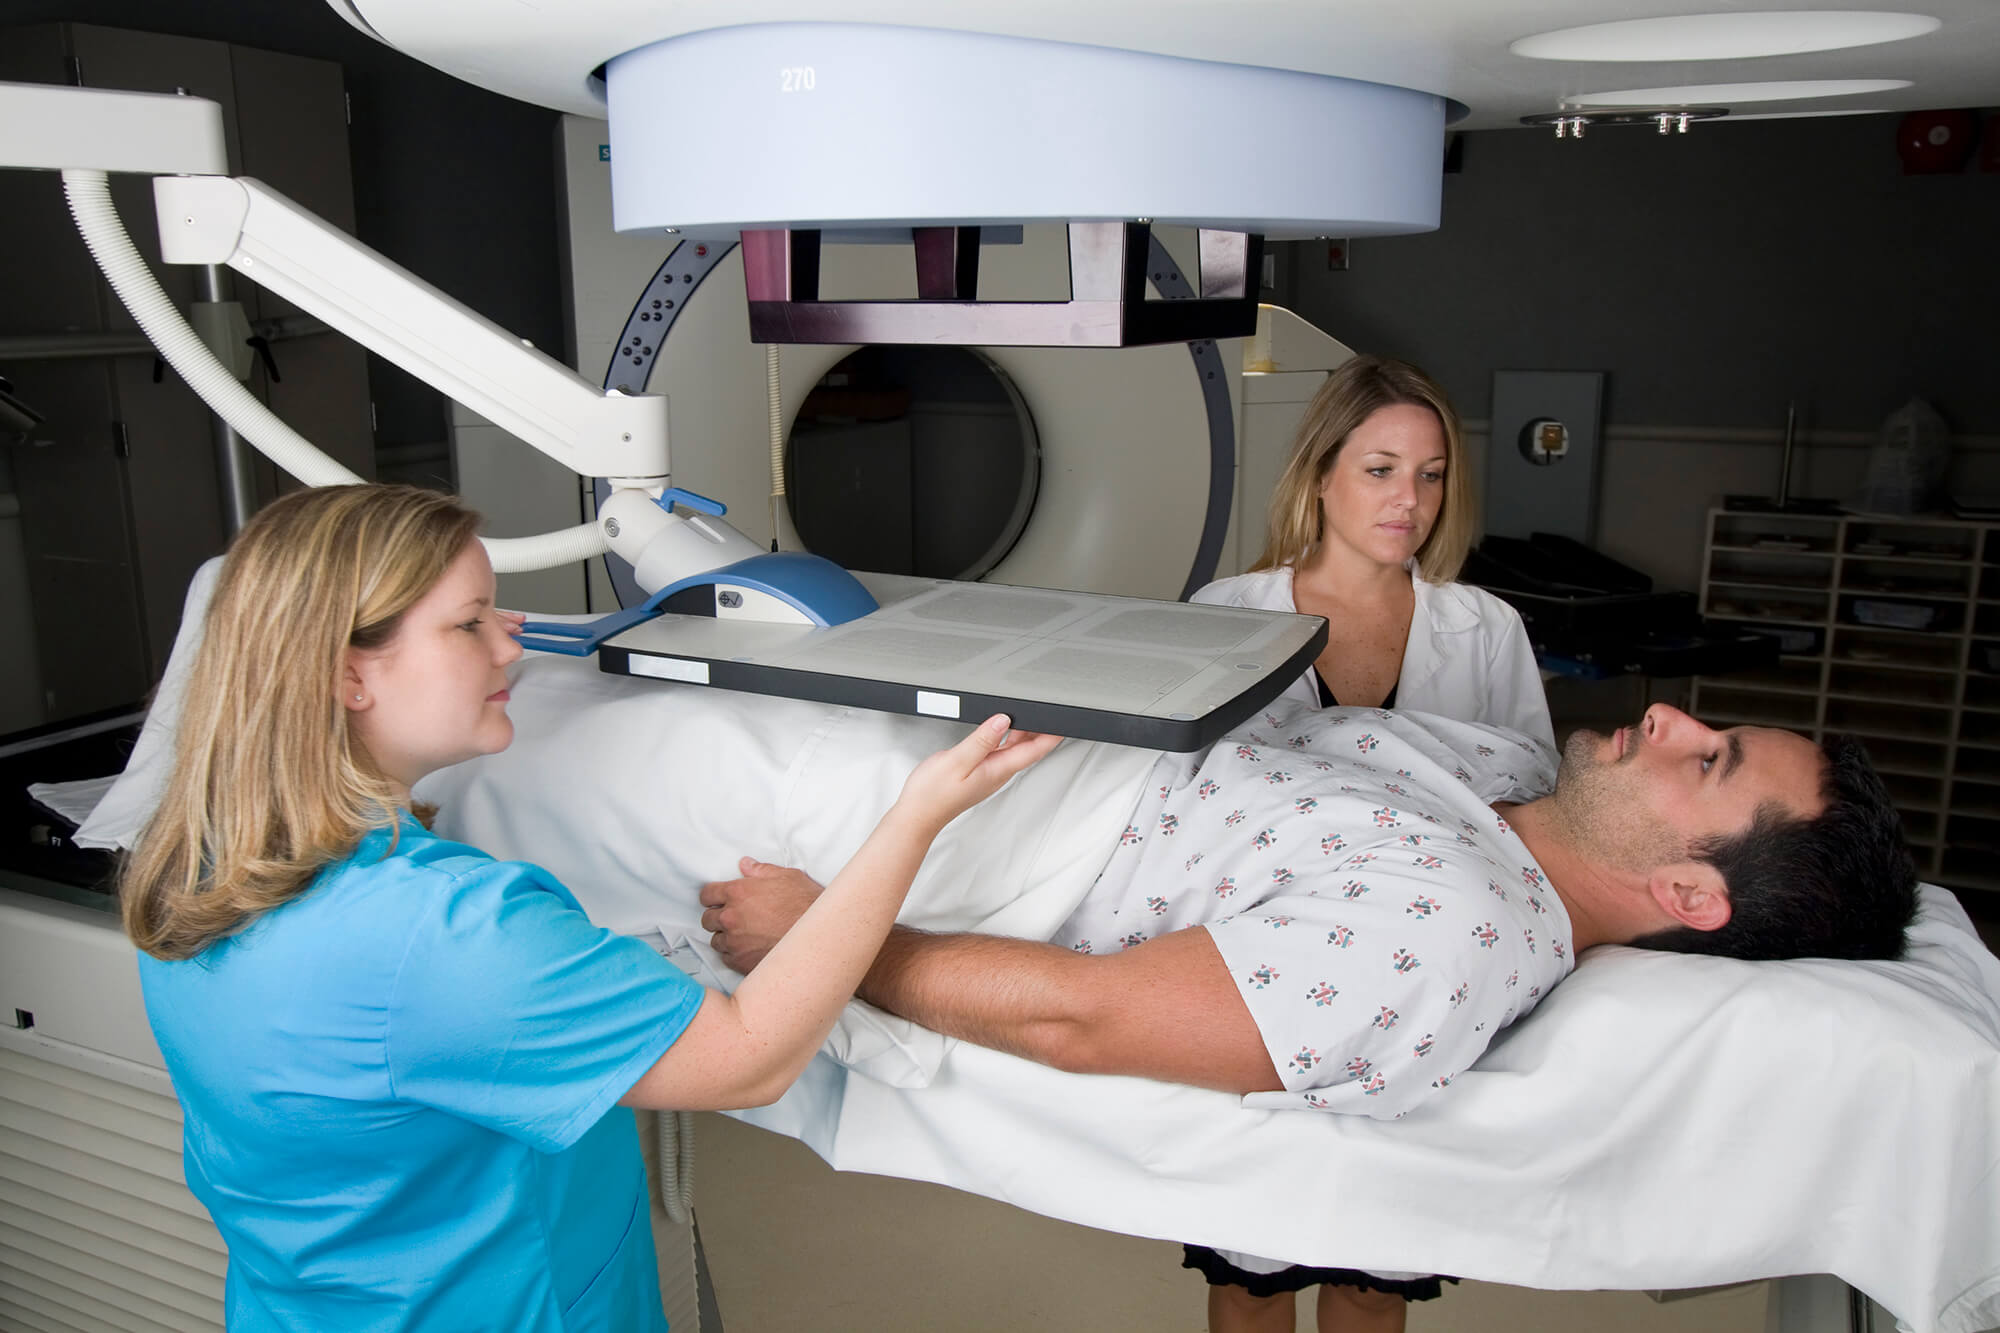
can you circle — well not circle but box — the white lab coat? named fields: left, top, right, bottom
left=1192, top=564, right=1555, bottom=757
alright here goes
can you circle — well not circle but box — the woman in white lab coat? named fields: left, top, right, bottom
left=1185, top=354, right=1553, bottom=1333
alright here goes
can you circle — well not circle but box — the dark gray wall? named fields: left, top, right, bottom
left=7, top=0, right=567, bottom=452
left=1287, top=115, right=2000, bottom=436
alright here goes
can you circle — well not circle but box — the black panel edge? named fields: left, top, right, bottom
left=596, top=616, right=1326, bottom=754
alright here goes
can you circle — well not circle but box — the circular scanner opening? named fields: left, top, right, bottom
left=786, top=346, right=1040, bottom=581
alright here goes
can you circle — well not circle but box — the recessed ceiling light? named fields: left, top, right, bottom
left=1571, top=79, right=1911, bottom=107
left=1511, top=11, right=1940, bottom=62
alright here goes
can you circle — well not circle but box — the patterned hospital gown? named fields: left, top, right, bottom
left=1053, top=704, right=1571, bottom=1120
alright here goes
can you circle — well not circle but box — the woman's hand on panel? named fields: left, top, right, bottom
left=894, top=714, right=1061, bottom=836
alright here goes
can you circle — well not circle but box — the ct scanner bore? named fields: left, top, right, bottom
left=786, top=345, right=1041, bottom=583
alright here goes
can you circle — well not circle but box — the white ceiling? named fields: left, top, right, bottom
left=336, top=1, right=2000, bottom=131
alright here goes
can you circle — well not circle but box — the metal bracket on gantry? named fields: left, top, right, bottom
left=739, top=223, right=1263, bottom=348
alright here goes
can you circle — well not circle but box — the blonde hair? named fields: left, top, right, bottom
left=1251, top=355, right=1476, bottom=584
left=122, top=484, right=483, bottom=961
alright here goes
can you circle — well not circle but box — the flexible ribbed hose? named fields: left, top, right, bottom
left=62, top=170, right=608, bottom=574
left=767, top=342, right=784, bottom=550
left=655, top=1109, right=695, bottom=1224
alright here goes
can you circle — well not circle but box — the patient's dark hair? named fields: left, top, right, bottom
left=1632, top=734, right=1918, bottom=961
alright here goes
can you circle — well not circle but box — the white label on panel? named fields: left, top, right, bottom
left=629, top=655, right=710, bottom=685
left=916, top=690, right=961, bottom=719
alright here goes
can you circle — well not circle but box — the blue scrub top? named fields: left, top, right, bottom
left=138, top=813, right=705, bottom=1331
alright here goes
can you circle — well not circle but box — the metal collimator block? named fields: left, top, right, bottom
left=741, top=223, right=1262, bottom=349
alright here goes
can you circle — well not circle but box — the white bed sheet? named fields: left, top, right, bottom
left=414, top=653, right=1996, bottom=1333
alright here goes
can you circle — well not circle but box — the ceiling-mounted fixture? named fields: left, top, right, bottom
left=1509, top=11, right=1941, bottom=62
left=1522, top=107, right=1728, bottom=137
left=1567, top=78, right=1912, bottom=107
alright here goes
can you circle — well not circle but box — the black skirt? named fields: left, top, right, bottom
left=1181, top=1245, right=1457, bottom=1302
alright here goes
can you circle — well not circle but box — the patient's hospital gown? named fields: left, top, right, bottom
left=1055, top=706, right=1568, bottom=1120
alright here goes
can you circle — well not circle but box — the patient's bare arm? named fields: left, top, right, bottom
left=704, top=869, right=1283, bottom=1094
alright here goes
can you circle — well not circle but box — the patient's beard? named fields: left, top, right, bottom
left=1547, top=730, right=1689, bottom=877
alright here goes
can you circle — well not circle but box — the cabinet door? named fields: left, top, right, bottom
left=0, top=26, right=371, bottom=722
left=5, top=361, right=152, bottom=723
left=72, top=25, right=242, bottom=684
left=228, top=42, right=375, bottom=493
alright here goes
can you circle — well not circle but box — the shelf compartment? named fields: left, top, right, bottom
left=1956, top=748, right=2000, bottom=783
left=1831, top=626, right=1962, bottom=671
left=1896, top=809, right=1941, bottom=844
left=1937, top=852, right=2000, bottom=895
left=1944, top=813, right=2000, bottom=859
left=1842, top=521, right=1978, bottom=564
left=1824, top=697, right=1953, bottom=741
left=1960, top=711, right=2000, bottom=748
left=1838, top=556, right=1971, bottom=600
left=1712, top=513, right=1839, bottom=555
left=1837, top=594, right=1964, bottom=635
left=1692, top=685, right=1818, bottom=729
left=1963, top=674, right=2000, bottom=713
left=1879, top=771, right=1944, bottom=811
left=1706, top=586, right=1836, bottom=624
left=1695, top=659, right=1823, bottom=695
left=1826, top=663, right=1959, bottom=707
left=1848, top=735, right=1949, bottom=775
left=1949, top=779, right=2000, bottom=821
left=1709, top=578, right=1834, bottom=597
left=1710, top=550, right=1836, bottom=591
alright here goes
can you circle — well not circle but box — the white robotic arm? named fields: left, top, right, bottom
left=2, top=80, right=755, bottom=587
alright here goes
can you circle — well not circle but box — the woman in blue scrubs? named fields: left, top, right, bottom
left=121, top=483, right=1056, bottom=1331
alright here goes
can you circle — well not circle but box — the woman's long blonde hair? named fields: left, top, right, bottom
left=1251, top=355, right=1475, bottom=584
left=122, top=484, right=483, bottom=961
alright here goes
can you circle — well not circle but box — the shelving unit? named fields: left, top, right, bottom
left=1691, top=507, right=1999, bottom=897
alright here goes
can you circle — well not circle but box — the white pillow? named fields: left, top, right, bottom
left=74, top=557, right=224, bottom=850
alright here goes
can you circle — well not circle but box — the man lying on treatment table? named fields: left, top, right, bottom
left=700, top=702, right=1918, bottom=1116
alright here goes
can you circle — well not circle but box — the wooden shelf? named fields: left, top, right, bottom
left=1837, top=552, right=1973, bottom=567
left=1710, top=579, right=1833, bottom=594
left=1824, top=691, right=1956, bottom=709
left=1693, top=508, right=2000, bottom=888
left=1712, top=544, right=1834, bottom=557
left=1705, top=613, right=1830, bottom=630
left=1875, top=762, right=1952, bottom=780
left=1716, top=681, right=1822, bottom=698
left=1831, top=620, right=1964, bottom=637
left=1828, top=656, right=1960, bottom=674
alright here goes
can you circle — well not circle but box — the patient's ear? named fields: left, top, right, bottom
left=1647, top=862, right=1732, bottom=933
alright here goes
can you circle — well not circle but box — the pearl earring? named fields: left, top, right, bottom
left=353, top=694, right=364, bottom=703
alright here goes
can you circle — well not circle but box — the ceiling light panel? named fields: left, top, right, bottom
left=1511, top=11, right=1941, bottom=62
left=1571, top=78, right=1912, bottom=106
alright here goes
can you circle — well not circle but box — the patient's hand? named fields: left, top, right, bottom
left=701, top=857, right=823, bottom=973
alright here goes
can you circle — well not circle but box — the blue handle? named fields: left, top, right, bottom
left=518, top=597, right=676, bottom=657
left=657, top=487, right=725, bottom=517
left=517, top=551, right=878, bottom=657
